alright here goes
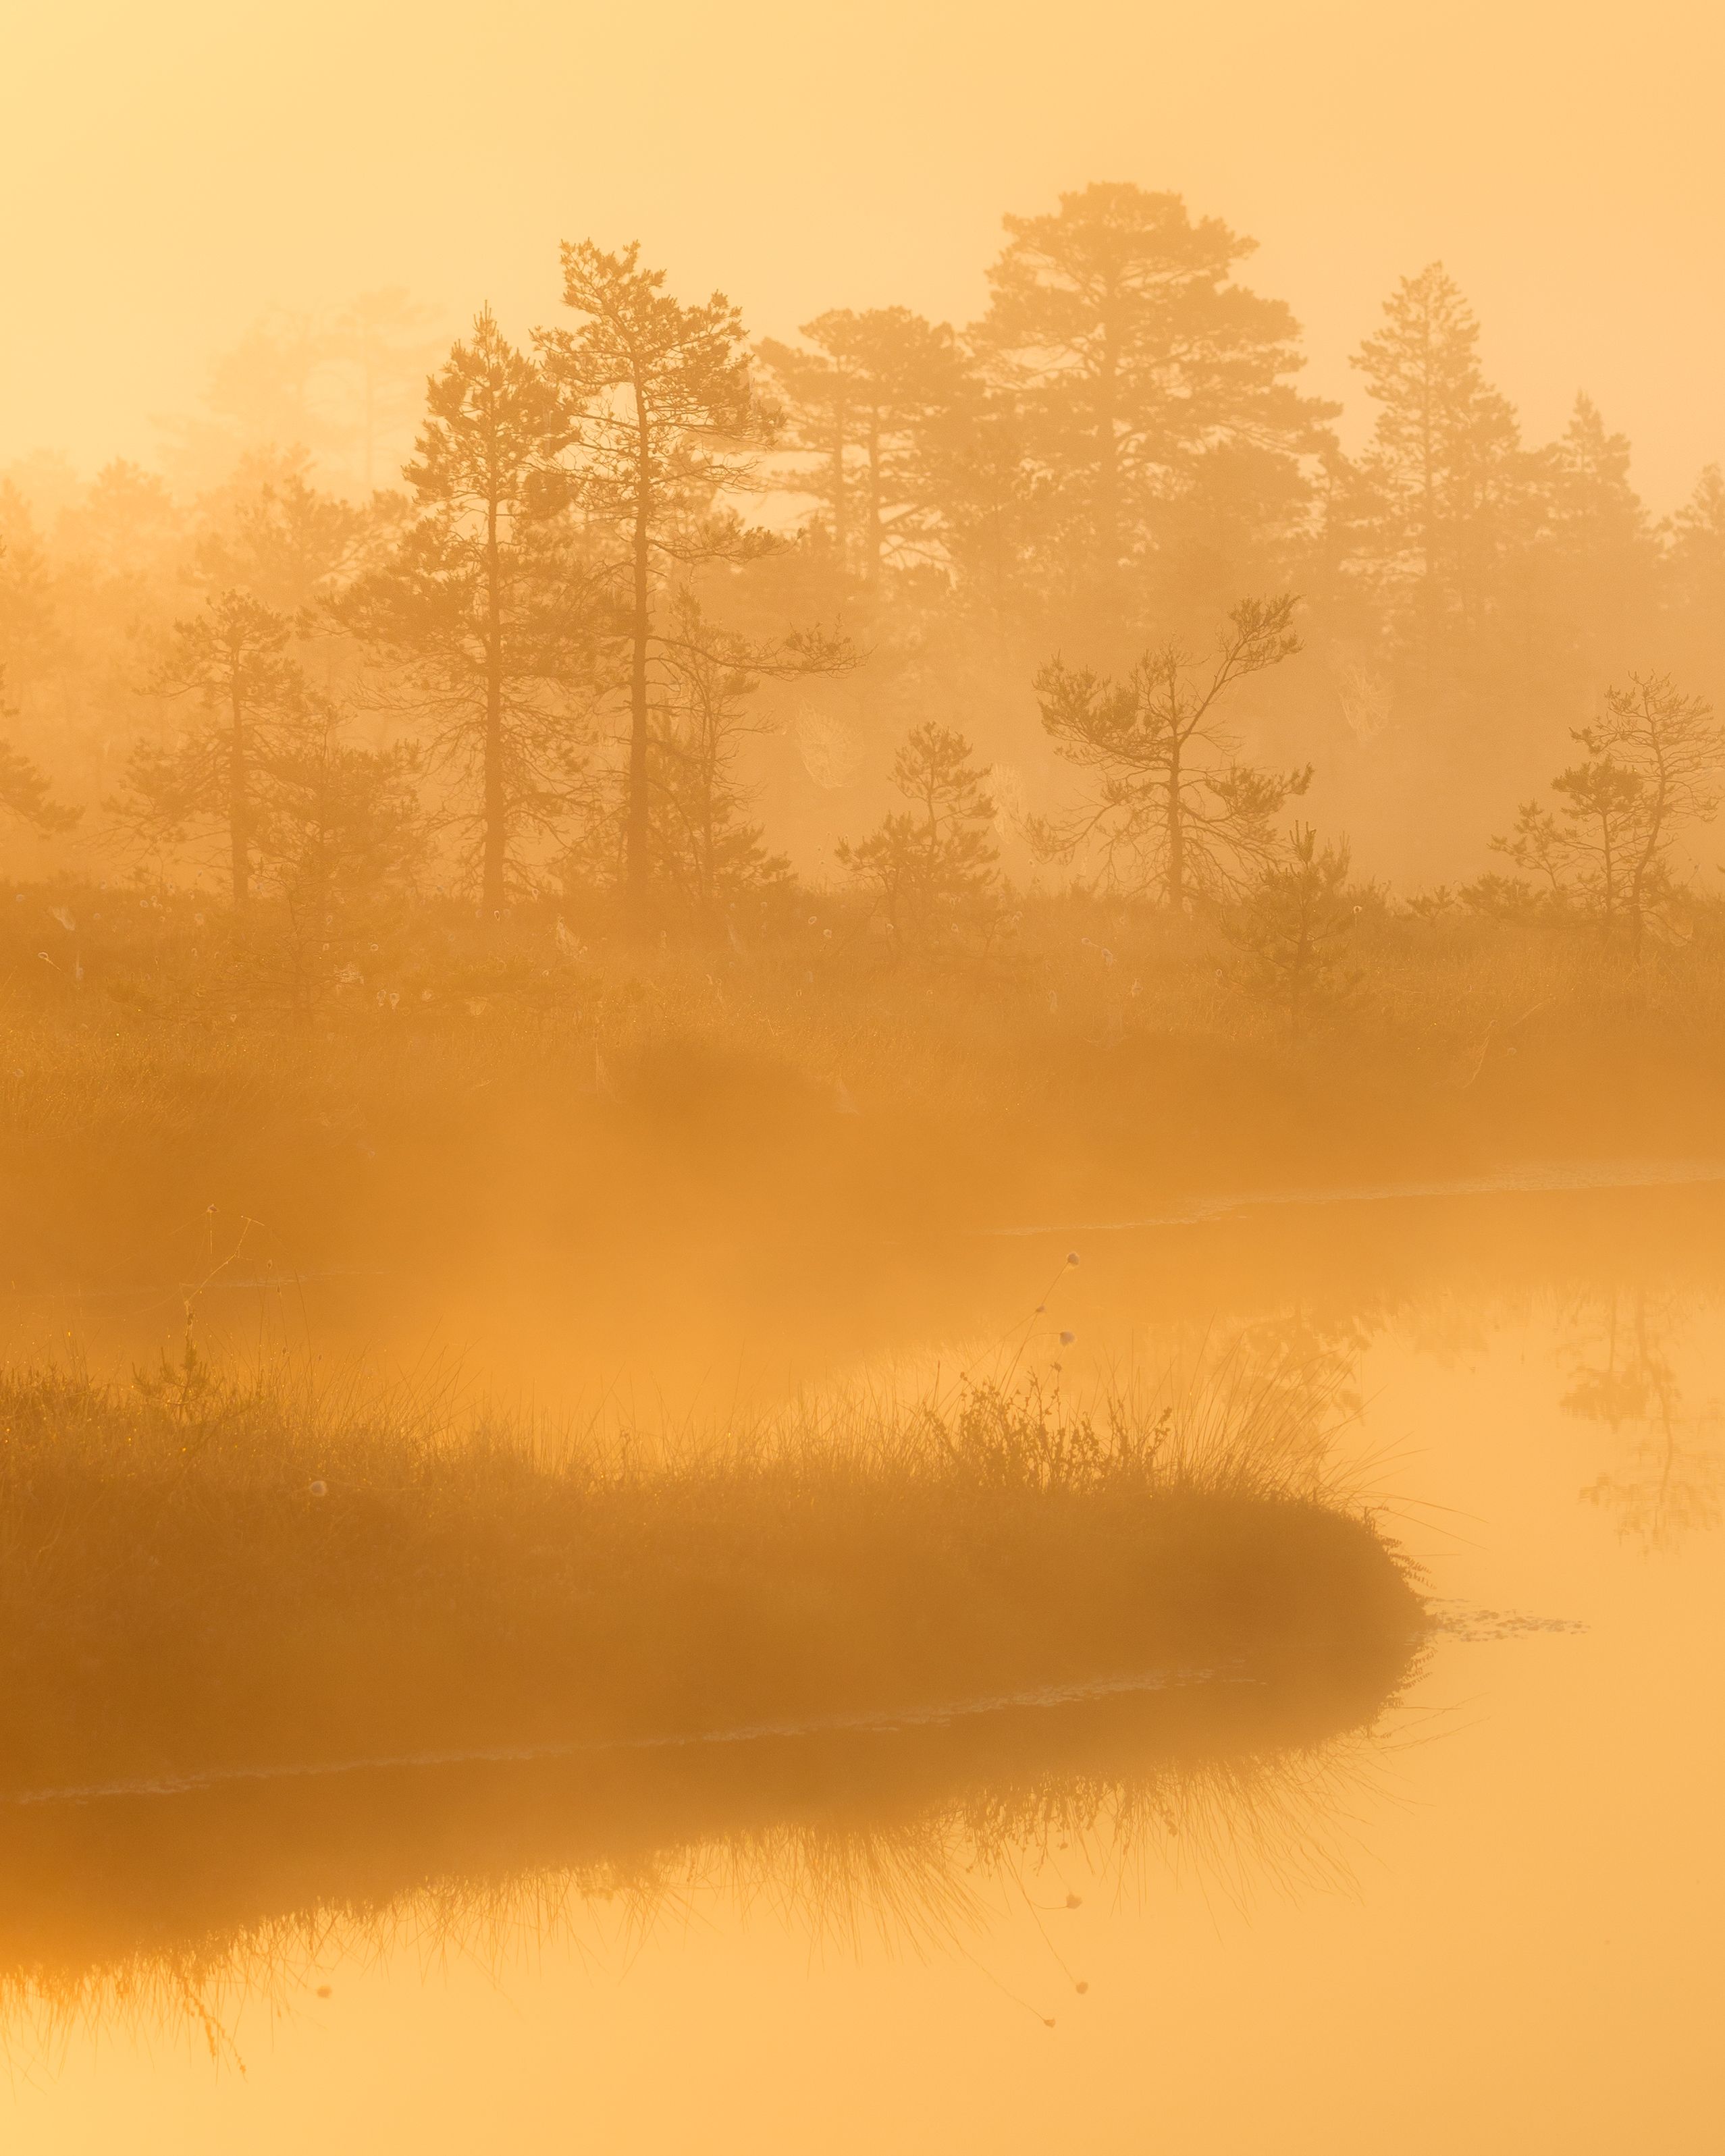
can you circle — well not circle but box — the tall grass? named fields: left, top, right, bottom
left=0, top=1348, right=1421, bottom=1799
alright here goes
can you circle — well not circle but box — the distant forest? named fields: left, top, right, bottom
left=3, top=181, right=1722, bottom=912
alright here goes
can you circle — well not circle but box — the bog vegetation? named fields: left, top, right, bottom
left=2, top=186, right=1723, bottom=1235
left=0, top=1343, right=1419, bottom=1797
left=11, top=187, right=1649, bottom=2040
left=2, top=187, right=1724, bottom=965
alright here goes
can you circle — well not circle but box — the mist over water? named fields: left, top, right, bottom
left=5, top=5, right=1725, bottom=2151
left=5, top=1182, right=1721, bottom=2152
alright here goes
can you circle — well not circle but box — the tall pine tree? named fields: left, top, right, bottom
left=1536, top=392, right=1657, bottom=687
left=974, top=183, right=1331, bottom=620
left=121, top=589, right=309, bottom=907
left=758, top=308, right=961, bottom=587
left=0, top=537, right=74, bottom=839
left=540, top=244, right=771, bottom=927
left=1346, top=263, right=1526, bottom=687
left=342, top=308, right=585, bottom=909
left=1667, top=465, right=1725, bottom=697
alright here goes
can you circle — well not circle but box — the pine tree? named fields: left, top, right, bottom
left=642, top=594, right=794, bottom=927
left=539, top=244, right=771, bottom=927
left=0, top=725, right=75, bottom=836
left=196, top=451, right=379, bottom=615
left=0, top=538, right=75, bottom=836
left=1032, top=595, right=1309, bottom=907
left=260, top=708, right=423, bottom=1007
left=1666, top=465, right=1725, bottom=679
left=54, top=462, right=183, bottom=587
left=758, top=308, right=960, bottom=585
left=913, top=377, right=1044, bottom=621
left=1537, top=394, right=1657, bottom=680
left=121, top=589, right=309, bottom=907
left=837, top=722, right=1001, bottom=958
left=1347, top=263, right=1525, bottom=680
left=1490, top=673, right=1724, bottom=950
left=0, top=490, right=58, bottom=681
left=562, top=591, right=844, bottom=929
left=7, top=472, right=192, bottom=828
left=1493, top=764, right=1645, bottom=923
left=1224, top=826, right=1359, bottom=1034
left=974, top=184, right=1332, bottom=606
left=1546, top=396, right=1649, bottom=563
left=340, top=308, right=585, bottom=909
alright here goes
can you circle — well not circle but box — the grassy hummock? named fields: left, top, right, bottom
left=0, top=1353, right=1421, bottom=1798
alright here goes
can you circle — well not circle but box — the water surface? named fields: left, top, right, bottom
left=5, top=1179, right=1721, bottom=2154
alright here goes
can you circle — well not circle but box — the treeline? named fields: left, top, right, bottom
left=3, top=182, right=1724, bottom=935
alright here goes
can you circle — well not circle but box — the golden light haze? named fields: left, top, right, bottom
left=4, top=0, right=1723, bottom=503
left=5, top=8, right=1725, bottom=2147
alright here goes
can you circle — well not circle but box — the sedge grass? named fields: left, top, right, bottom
left=0, top=1349, right=1421, bottom=1798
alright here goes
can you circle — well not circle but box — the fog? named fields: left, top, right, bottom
left=3, top=7, right=1722, bottom=2151
left=5, top=2, right=1724, bottom=501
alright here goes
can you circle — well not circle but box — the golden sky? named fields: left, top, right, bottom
left=3, top=0, right=1722, bottom=504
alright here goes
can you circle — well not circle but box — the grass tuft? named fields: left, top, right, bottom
left=0, top=1350, right=1422, bottom=1797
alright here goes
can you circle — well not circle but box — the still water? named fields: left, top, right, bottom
left=5, top=1174, right=1722, bottom=2153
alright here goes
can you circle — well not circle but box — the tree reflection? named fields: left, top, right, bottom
left=1561, top=1289, right=1722, bottom=1551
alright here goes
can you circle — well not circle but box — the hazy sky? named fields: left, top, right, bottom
left=4, top=0, right=1723, bottom=506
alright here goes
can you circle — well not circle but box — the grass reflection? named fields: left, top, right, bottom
left=0, top=1637, right=1420, bottom=2055
left=0, top=1339, right=1425, bottom=2055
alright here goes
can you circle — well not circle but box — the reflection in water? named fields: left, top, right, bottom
left=1561, top=1289, right=1723, bottom=1551
left=1, top=1634, right=1421, bottom=2061
left=5, top=1185, right=1721, bottom=2151
left=17, top=1177, right=1725, bottom=1432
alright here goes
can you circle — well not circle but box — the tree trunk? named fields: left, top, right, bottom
left=1628, top=716, right=1670, bottom=965
left=831, top=393, right=849, bottom=574
left=624, top=381, right=653, bottom=929
left=361, top=339, right=376, bottom=495
left=1165, top=734, right=1184, bottom=910
left=228, top=677, right=250, bottom=911
left=1095, top=302, right=1121, bottom=586
left=1418, top=324, right=1439, bottom=691
left=481, top=491, right=506, bottom=913
left=866, top=406, right=883, bottom=589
